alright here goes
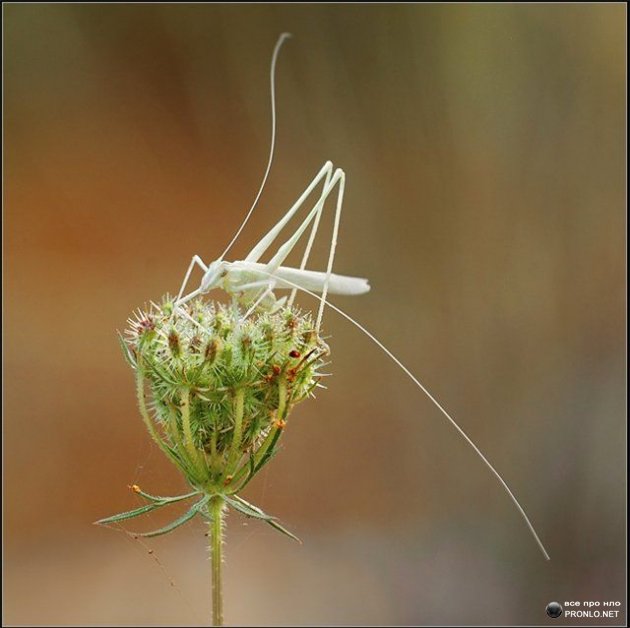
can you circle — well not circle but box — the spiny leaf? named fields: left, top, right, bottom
left=227, top=495, right=301, bottom=544
left=224, top=495, right=276, bottom=521
left=266, top=518, right=302, bottom=544
left=118, top=331, right=137, bottom=368
left=94, top=502, right=162, bottom=526
left=131, top=487, right=200, bottom=504
left=228, top=454, right=257, bottom=494
left=133, top=498, right=209, bottom=538
left=254, top=441, right=280, bottom=474
left=96, top=489, right=201, bottom=527
left=254, top=429, right=282, bottom=474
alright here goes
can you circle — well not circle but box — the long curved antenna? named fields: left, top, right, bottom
left=219, top=32, right=292, bottom=261
left=248, top=268, right=551, bottom=561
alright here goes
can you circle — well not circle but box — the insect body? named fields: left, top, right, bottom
left=174, top=34, right=368, bottom=331
left=202, top=260, right=369, bottom=299
left=175, top=159, right=369, bottom=330
left=172, top=33, right=550, bottom=561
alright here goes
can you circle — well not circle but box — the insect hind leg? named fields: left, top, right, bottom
left=287, top=168, right=333, bottom=308
left=315, top=168, right=345, bottom=331
left=244, top=161, right=334, bottom=264
left=263, top=166, right=346, bottom=332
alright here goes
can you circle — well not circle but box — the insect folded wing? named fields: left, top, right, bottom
left=271, top=266, right=370, bottom=295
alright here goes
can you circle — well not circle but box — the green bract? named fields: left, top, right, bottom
left=98, top=296, right=329, bottom=541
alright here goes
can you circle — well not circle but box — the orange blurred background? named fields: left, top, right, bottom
left=4, top=4, right=626, bottom=626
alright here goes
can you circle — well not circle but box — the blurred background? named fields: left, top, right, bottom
left=4, top=4, right=626, bottom=626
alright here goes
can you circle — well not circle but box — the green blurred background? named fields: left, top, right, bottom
left=4, top=4, right=625, bottom=626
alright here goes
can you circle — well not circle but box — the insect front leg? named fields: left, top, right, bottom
left=240, top=280, right=278, bottom=321
left=232, top=278, right=278, bottom=317
left=175, top=255, right=209, bottom=306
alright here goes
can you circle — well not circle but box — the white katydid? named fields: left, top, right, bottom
left=175, top=34, right=367, bottom=332
left=173, top=33, right=550, bottom=561
left=175, top=160, right=369, bottom=331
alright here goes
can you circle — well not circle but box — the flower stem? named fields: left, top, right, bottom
left=209, top=496, right=225, bottom=626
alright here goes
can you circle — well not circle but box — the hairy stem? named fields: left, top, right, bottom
left=209, top=496, right=225, bottom=627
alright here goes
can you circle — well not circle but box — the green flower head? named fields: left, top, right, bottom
left=121, top=296, right=330, bottom=495
left=98, top=295, right=329, bottom=543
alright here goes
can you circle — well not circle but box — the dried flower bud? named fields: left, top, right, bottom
left=168, top=329, right=181, bottom=357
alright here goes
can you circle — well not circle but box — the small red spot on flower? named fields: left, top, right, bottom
left=272, top=364, right=281, bottom=375
left=289, top=350, right=300, bottom=358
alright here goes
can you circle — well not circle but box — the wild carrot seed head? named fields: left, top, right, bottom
left=121, top=295, right=329, bottom=492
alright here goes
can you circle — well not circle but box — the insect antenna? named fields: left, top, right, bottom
left=249, top=268, right=551, bottom=561
left=219, top=32, right=292, bottom=261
